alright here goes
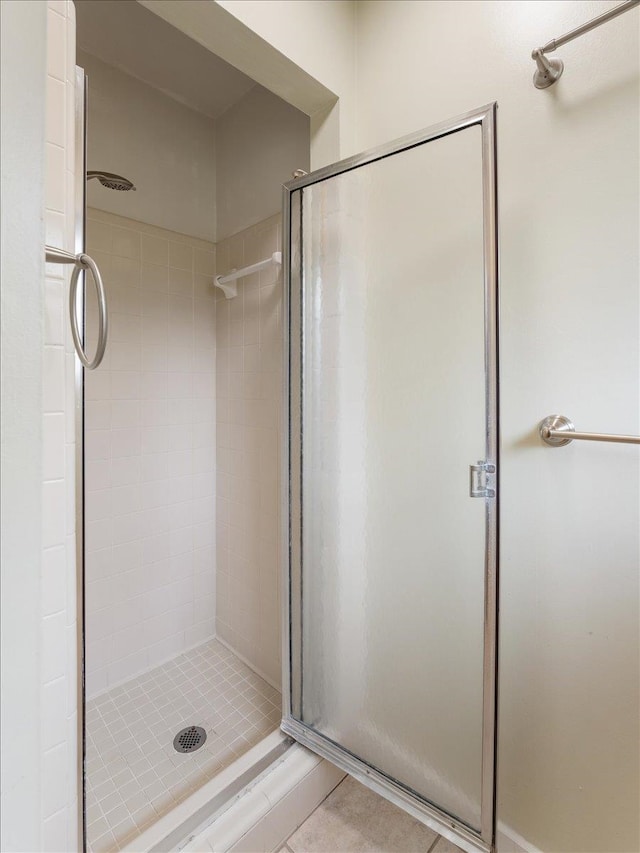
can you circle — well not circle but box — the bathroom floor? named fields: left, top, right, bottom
left=280, top=775, right=465, bottom=853
left=85, top=638, right=281, bottom=852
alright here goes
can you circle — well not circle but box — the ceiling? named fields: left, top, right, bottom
left=75, top=0, right=256, bottom=119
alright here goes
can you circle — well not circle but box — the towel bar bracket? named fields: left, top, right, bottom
left=539, top=414, right=640, bottom=447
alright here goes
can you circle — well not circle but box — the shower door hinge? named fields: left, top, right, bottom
left=469, top=461, right=496, bottom=498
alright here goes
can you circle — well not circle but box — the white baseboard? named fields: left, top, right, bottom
left=181, top=744, right=346, bottom=853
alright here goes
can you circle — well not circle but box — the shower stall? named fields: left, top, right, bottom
left=82, top=202, right=285, bottom=849
left=74, top=5, right=499, bottom=853
left=75, top=3, right=309, bottom=848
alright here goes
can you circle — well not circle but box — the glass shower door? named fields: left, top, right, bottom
left=282, top=104, right=499, bottom=852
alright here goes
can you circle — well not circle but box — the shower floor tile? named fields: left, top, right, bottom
left=85, top=638, right=281, bottom=852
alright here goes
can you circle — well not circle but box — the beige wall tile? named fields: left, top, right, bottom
left=215, top=216, right=282, bottom=686
left=85, top=213, right=216, bottom=696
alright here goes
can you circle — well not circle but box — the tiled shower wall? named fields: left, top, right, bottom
left=42, top=1, right=79, bottom=848
left=84, top=209, right=217, bottom=698
left=215, top=215, right=283, bottom=687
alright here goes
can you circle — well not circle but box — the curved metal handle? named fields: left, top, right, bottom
left=69, top=254, right=108, bottom=370
left=46, top=246, right=108, bottom=370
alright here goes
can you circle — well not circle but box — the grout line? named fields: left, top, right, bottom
left=427, top=835, right=442, bottom=853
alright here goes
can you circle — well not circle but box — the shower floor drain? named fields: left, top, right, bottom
left=173, top=725, right=207, bottom=754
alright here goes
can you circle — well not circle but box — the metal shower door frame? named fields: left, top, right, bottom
left=281, top=102, right=499, bottom=853
left=74, top=64, right=88, bottom=851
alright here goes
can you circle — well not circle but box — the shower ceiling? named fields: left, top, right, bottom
left=74, top=0, right=256, bottom=119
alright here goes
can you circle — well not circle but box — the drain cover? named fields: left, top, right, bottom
left=173, top=725, right=207, bottom=754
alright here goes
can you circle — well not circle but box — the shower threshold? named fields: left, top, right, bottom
left=122, top=730, right=292, bottom=852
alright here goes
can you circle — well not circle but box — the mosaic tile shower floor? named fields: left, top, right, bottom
left=86, top=638, right=281, bottom=852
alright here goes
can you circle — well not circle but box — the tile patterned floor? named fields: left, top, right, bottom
left=86, top=638, right=281, bottom=852
left=281, top=776, right=464, bottom=853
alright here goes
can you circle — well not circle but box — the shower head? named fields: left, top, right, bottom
left=87, top=171, right=136, bottom=191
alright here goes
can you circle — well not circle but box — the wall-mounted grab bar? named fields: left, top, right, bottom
left=531, top=0, right=640, bottom=89
left=215, top=252, right=282, bottom=299
left=539, top=415, right=640, bottom=447
left=46, top=246, right=108, bottom=370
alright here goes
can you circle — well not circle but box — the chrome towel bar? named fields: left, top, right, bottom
left=531, top=0, right=640, bottom=89
left=46, top=245, right=108, bottom=370
left=539, top=415, right=640, bottom=447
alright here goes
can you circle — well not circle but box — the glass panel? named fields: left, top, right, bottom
left=294, top=125, right=486, bottom=830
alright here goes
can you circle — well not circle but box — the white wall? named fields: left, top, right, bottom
left=2, top=1, right=80, bottom=849
left=139, top=0, right=356, bottom=170
left=41, top=3, right=81, bottom=848
left=215, top=0, right=357, bottom=167
left=353, top=2, right=639, bottom=852
left=0, top=2, right=46, bottom=849
left=83, top=210, right=217, bottom=698
left=215, top=85, right=309, bottom=241
left=78, top=49, right=216, bottom=241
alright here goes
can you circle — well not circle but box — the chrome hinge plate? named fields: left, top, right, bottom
left=469, top=461, right=496, bottom=498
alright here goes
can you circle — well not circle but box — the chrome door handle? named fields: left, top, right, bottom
left=46, top=246, right=108, bottom=370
